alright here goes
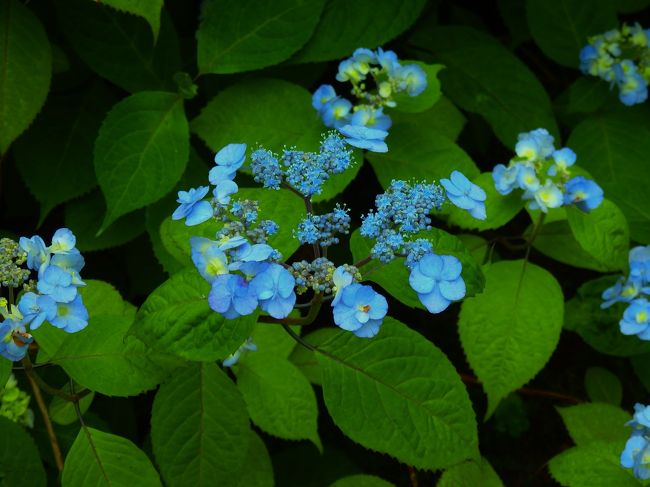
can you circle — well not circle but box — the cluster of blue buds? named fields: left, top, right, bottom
left=579, top=23, right=650, bottom=105
left=601, top=245, right=650, bottom=340
left=621, top=403, right=650, bottom=479
left=312, top=47, right=428, bottom=152
left=0, top=229, right=89, bottom=362
left=295, top=204, right=350, bottom=247
left=492, top=129, right=604, bottom=213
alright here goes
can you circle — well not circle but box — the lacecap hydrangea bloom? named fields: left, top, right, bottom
left=492, top=128, right=603, bottom=213
left=580, top=23, right=650, bottom=105
left=601, top=245, right=650, bottom=340
left=621, top=403, right=650, bottom=479
left=312, top=47, right=428, bottom=152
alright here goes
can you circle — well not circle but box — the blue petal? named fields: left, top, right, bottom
left=409, top=267, right=435, bottom=294
left=440, top=256, right=462, bottom=281
left=185, top=201, right=213, bottom=226
left=353, top=319, right=382, bottom=338
left=418, top=286, right=451, bottom=314
left=439, top=277, right=466, bottom=301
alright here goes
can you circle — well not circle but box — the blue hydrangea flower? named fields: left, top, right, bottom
left=621, top=434, right=650, bottom=480
left=517, top=166, right=540, bottom=192
left=564, top=176, right=604, bottom=212
left=332, top=266, right=354, bottom=306
left=50, top=295, right=89, bottom=333
left=579, top=44, right=599, bottom=74
left=527, top=180, right=564, bottom=212
left=394, top=64, right=428, bottom=96
left=332, top=283, right=388, bottom=338
left=601, top=277, right=644, bottom=308
left=349, top=106, right=392, bottom=131
left=17, top=293, right=57, bottom=330
left=228, top=243, right=275, bottom=270
left=208, top=274, right=258, bottom=319
left=37, top=264, right=77, bottom=303
left=213, top=179, right=238, bottom=206
left=209, top=143, right=247, bottom=184
left=338, top=124, right=388, bottom=152
left=190, top=237, right=229, bottom=283
left=614, top=60, right=648, bottom=106
left=548, top=148, right=576, bottom=176
left=630, top=246, right=650, bottom=282
left=409, top=253, right=466, bottom=313
left=312, top=84, right=336, bottom=111
left=620, top=299, right=650, bottom=339
left=250, top=264, right=296, bottom=319
left=375, top=47, right=400, bottom=73
left=629, top=403, right=650, bottom=430
left=492, top=164, right=520, bottom=195
left=320, top=97, right=353, bottom=128
left=223, top=337, right=257, bottom=367
left=0, top=320, right=32, bottom=361
left=19, top=236, right=49, bottom=272
left=172, top=186, right=213, bottom=226
left=49, top=228, right=77, bottom=254
left=50, top=253, right=85, bottom=287
left=440, top=170, right=487, bottom=220
left=515, top=128, right=555, bottom=160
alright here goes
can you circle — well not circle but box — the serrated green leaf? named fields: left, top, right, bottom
left=57, top=0, right=180, bottom=93
left=0, top=0, right=51, bottom=154
left=367, top=123, right=479, bottom=190
left=249, top=322, right=297, bottom=358
left=330, top=474, right=395, bottom=487
left=62, top=427, right=162, bottom=486
left=568, top=112, right=650, bottom=242
left=101, top=0, right=163, bottom=40
left=459, top=260, right=564, bottom=416
left=151, top=363, right=250, bottom=487
left=391, top=96, right=466, bottom=141
left=557, top=403, right=629, bottom=447
left=234, top=432, right=274, bottom=487
left=197, top=0, right=325, bottom=74
left=236, top=352, right=320, bottom=447
left=526, top=0, right=616, bottom=68
left=0, top=416, right=46, bottom=486
left=548, top=441, right=638, bottom=487
left=392, top=62, right=443, bottom=113
left=291, top=0, right=426, bottom=63
left=317, top=318, right=478, bottom=470
left=95, top=91, right=189, bottom=231
left=585, top=367, right=623, bottom=406
left=566, top=199, right=629, bottom=272
left=132, top=268, right=256, bottom=361
left=410, top=26, right=558, bottom=147
left=289, top=327, right=340, bottom=385
left=438, top=457, right=504, bottom=487
left=49, top=387, right=94, bottom=426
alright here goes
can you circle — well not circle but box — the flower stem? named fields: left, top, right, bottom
left=20, top=355, right=90, bottom=402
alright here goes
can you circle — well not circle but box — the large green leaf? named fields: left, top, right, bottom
left=132, top=268, right=256, bottom=361
left=291, top=0, right=426, bottom=63
left=62, top=427, right=162, bottom=486
left=234, top=432, right=274, bottom=487
left=56, top=0, right=180, bottom=93
left=289, top=328, right=340, bottom=385
left=350, top=228, right=485, bottom=310
left=0, top=0, right=51, bottom=154
left=410, top=26, right=558, bottom=147
left=49, top=387, right=95, bottom=426
left=0, top=416, right=46, bottom=487
left=438, top=458, right=504, bottom=487
left=585, top=367, right=622, bottom=406
left=568, top=112, right=650, bottom=242
left=526, top=0, right=617, bottom=67
left=557, top=403, right=630, bottom=447
left=317, top=318, right=478, bottom=470
left=95, top=91, right=189, bottom=231
left=236, top=352, right=320, bottom=446
left=366, top=123, right=479, bottom=189
left=102, top=0, right=163, bottom=40
left=459, top=260, right=564, bottom=416
left=391, top=96, right=466, bottom=141
left=197, top=0, right=324, bottom=74
left=151, top=364, right=250, bottom=487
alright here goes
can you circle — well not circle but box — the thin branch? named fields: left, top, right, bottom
left=20, top=355, right=90, bottom=402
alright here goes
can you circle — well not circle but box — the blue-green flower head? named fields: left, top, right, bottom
left=441, top=170, right=487, bottom=220
left=601, top=276, right=645, bottom=308
left=409, top=253, right=465, bottom=314
left=320, top=97, right=353, bottom=128
left=349, top=106, right=392, bottom=131
left=548, top=148, right=576, bottom=176
left=620, top=299, right=650, bottom=339
left=394, top=64, right=428, bottom=96
left=516, top=166, right=540, bottom=192
left=564, top=176, right=604, bottom=212
left=49, top=228, right=77, bottom=255
left=190, top=237, right=229, bottom=283
left=250, top=264, right=296, bottom=319
left=527, top=180, right=563, bottom=212
left=332, top=283, right=387, bottom=338
left=376, top=47, right=400, bottom=74
left=50, top=253, right=85, bottom=286
left=172, top=186, right=213, bottom=226
left=312, top=84, right=336, bottom=111
left=492, top=164, right=520, bottom=195
left=630, top=246, right=650, bottom=283
left=18, top=236, right=49, bottom=272
left=209, top=274, right=258, bottom=319
left=338, top=124, right=388, bottom=153
left=37, top=264, right=77, bottom=303
left=51, top=295, right=88, bottom=333
left=629, top=403, right=650, bottom=430
left=515, top=128, right=555, bottom=161
left=17, top=293, right=56, bottom=330
left=614, top=60, right=648, bottom=106
left=621, top=434, right=650, bottom=480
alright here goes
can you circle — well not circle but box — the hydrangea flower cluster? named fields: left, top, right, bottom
left=0, top=374, right=33, bottom=428
left=601, top=245, right=650, bottom=340
left=0, top=229, right=89, bottom=362
left=492, top=128, right=604, bottom=213
left=312, top=47, right=428, bottom=152
left=295, top=204, right=350, bottom=247
left=621, top=403, right=650, bottom=479
left=579, top=23, right=650, bottom=105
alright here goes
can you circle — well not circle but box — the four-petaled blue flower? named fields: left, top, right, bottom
left=630, top=246, right=650, bottom=282
left=620, top=298, right=650, bottom=339
left=564, top=176, right=604, bottom=212
left=332, top=283, right=388, bottom=338
left=621, top=435, right=650, bottom=480
left=208, top=274, right=258, bottom=319
left=17, top=293, right=57, bottom=330
left=250, top=264, right=296, bottom=319
left=50, top=295, right=89, bottom=333
left=209, top=143, right=247, bottom=184
left=441, top=171, right=487, bottom=220
left=409, top=253, right=466, bottom=313
left=37, top=265, right=77, bottom=303
left=49, top=228, right=77, bottom=254
left=338, top=124, right=388, bottom=153
left=172, top=186, right=213, bottom=226
left=19, top=235, right=49, bottom=272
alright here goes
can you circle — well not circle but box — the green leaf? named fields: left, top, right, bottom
left=585, top=367, right=623, bottom=406
left=248, top=322, right=297, bottom=359
left=236, top=352, right=320, bottom=447
left=548, top=441, right=638, bottom=487
left=557, top=403, right=630, bottom=447
left=447, top=172, right=524, bottom=231
left=62, top=427, right=162, bottom=486
left=366, top=123, right=479, bottom=190
left=330, top=475, right=395, bottom=487
left=49, top=314, right=180, bottom=396
left=234, top=432, right=274, bottom=487
left=291, top=0, right=426, bottom=63
left=132, top=268, right=256, bottom=361
left=410, top=26, right=558, bottom=147
left=350, top=228, right=485, bottom=310
left=0, top=416, right=46, bottom=487
left=0, top=0, right=51, bottom=154
left=438, top=458, right=504, bottom=487
left=568, top=112, right=650, bottom=242
left=566, top=199, right=629, bottom=272
left=101, top=0, right=163, bottom=40
left=197, top=0, right=325, bottom=74
left=95, top=91, right=189, bottom=231
left=317, top=317, right=478, bottom=470
left=554, top=78, right=613, bottom=119
left=14, top=86, right=112, bottom=223
left=526, top=0, right=616, bottom=67
left=392, top=62, right=443, bottom=113
left=289, top=328, right=340, bottom=385
left=49, top=388, right=95, bottom=426
left=65, top=191, right=146, bottom=252
left=392, top=96, right=466, bottom=141
left=192, top=78, right=323, bottom=154
left=56, top=0, right=180, bottom=93
left=151, top=363, right=250, bottom=487
left=459, top=260, right=564, bottom=416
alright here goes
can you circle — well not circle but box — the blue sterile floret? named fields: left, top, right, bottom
left=408, top=253, right=466, bottom=313
left=249, top=264, right=297, bottom=319
left=172, top=186, right=213, bottom=226
left=331, top=283, right=388, bottom=338
left=621, top=403, right=650, bottom=479
left=440, top=170, right=487, bottom=220
left=492, top=128, right=604, bottom=214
